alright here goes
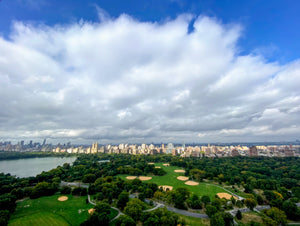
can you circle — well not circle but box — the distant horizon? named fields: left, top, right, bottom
left=0, top=0, right=299, bottom=144
left=2, top=139, right=300, bottom=147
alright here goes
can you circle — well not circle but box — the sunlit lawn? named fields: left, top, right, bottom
left=9, top=194, right=117, bottom=226
left=119, top=163, right=231, bottom=199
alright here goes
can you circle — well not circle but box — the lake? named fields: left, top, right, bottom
left=0, top=157, right=77, bottom=178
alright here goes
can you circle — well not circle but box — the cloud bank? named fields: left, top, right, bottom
left=0, top=14, right=299, bottom=144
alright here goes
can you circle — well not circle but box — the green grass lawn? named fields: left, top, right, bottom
left=177, top=213, right=210, bottom=226
left=235, top=211, right=263, bottom=225
left=9, top=195, right=93, bottom=226
left=119, top=163, right=235, bottom=199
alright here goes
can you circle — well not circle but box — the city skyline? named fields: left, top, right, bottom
left=0, top=0, right=300, bottom=144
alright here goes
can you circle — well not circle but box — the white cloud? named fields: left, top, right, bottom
left=0, top=14, right=299, bottom=144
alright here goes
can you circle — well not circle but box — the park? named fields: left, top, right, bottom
left=120, top=162, right=241, bottom=200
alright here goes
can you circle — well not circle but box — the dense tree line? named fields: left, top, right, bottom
left=0, top=153, right=299, bottom=225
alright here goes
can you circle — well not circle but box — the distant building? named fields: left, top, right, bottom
left=231, top=149, right=240, bottom=157
left=249, top=146, right=258, bottom=156
left=91, top=142, right=98, bottom=153
left=172, top=149, right=178, bottom=156
left=166, top=143, right=174, bottom=154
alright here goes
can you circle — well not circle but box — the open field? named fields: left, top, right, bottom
left=9, top=212, right=69, bottom=226
left=9, top=195, right=93, bottom=226
left=120, top=163, right=235, bottom=199
left=177, top=213, right=210, bottom=226
left=236, top=211, right=263, bottom=225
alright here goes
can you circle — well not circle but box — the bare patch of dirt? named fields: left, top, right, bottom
left=185, top=181, right=199, bottom=186
left=217, top=193, right=238, bottom=200
left=126, top=176, right=137, bottom=180
left=58, top=196, right=68, bottom=201
left=139, top=176, right=152, bottom=181
left=174, top=170, right=186, bottom=173
left=177, top=176, right=189, bottom=181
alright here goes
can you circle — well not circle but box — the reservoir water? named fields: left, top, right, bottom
left=0, top=157, right=76, bottom=178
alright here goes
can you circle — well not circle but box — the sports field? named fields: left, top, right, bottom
left=120, top=163, right=236, bottom=199
left=9, top=194, right=116, bottom=226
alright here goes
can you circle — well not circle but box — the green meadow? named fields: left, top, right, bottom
left=119, top=163, right=233, bottom=199
left=9, top=194, right=117, bottom=226
left=177, top=214, right=210, bottom=226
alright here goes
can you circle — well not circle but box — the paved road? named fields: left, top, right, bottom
left=166, top=206, right=209, bottom=218
left=60, top=181, right=89, bottom=188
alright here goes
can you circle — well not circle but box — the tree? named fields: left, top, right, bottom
left=205, top=204, right=218, bottom=217
left=81, top=213, right=109, bottom=226
left=94, top=202, right=111, bottom=215
left=188, top=194, right=202, bottom=209
left=230, top=196, right=236, bottom=205
left=263, top=190, right=277, bottom=202
left=0, top=210, right=10, bottom=226
left=124, top=198, right=146, bottom=221
left=72, top=187, right=87, bottom=196
left=115, top=215, right=135, bottom=226
left=210, top=212, right=225, bottom=226
left=143, top=215, right=160, bottom=226
left=236, top=200, right=243, bottom=208
left=222, top=212, right=234, bottom=226
left=201, top=195, right=210, bottom=205
left=173, top=187, right=190, bottom=209
left=154, top=191, right=163, bottom=200
left=60, top=186, right=71, bottom=195
left=282, top=201, right=300, bottom=220
left=190, top=169, right=206, bottom=181
left=265, top=207, right=287, bottom=225
left=262, top=216, right=277, bottom=226
left=117, top=191, right=129, bottom=210
left=292, top=186, right=300, bottom=199
left=256, top=195, right=264, bottom=205
left=30, top=182, right=57, bottom=199
left=244, top=198, right=257, bottom=210
left=236, top=210, right=242, bottom=220
left=212, top=198, right=222, bottom=210
left=82, top=174, right=96, bottom=184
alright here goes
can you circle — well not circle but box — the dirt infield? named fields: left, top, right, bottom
left=58, top=196, right=68, bottom=201
left=147, top=162, right=154, bottom=165
left=163, top=163, right=170, bottom=166
left=185, top=181, right=199, bottom=186
left=159, top=185, right=173, bottom=191
left=217, top=193, right=238, bottom=200
left=174, top=169, right=186, bottom=173
left=88, top=208, right=95, bottom=214
left=139, top=176, right=152, bottom=181
left=155, top=166, right=161, bottom=168
left=177, top=176, right=189, bottom=181
left=126, top=176, right=137, bottom=180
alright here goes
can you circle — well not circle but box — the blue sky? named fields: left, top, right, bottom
left=1, top=0, right=299, bottom=62
left=0, top=0, right=300, bottom=144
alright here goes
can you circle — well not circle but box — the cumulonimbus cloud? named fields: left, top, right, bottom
left=0, top=13, right=299, bottom=144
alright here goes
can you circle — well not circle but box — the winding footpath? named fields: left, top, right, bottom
left=87, top=195, right=124, bottom=222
